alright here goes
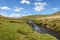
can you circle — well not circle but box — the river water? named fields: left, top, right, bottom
left=27, top=20, right=60, bottom=40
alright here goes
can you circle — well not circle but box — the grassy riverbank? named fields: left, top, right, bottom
left=34, top=18, right=60, bottom=33
left=0, top=16, right=57, bottom=40
left=33, top=12, right=60, bottom=34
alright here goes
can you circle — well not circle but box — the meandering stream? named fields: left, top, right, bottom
left=27, top=20, right=60, bottom=40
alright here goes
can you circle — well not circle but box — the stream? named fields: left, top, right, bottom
left=27, top=19, right=60, bottom=40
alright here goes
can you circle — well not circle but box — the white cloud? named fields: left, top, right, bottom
left=20, top=0, right=30, bottom=4
left=34, top=6, right=45, bottom=11
left=0, top=6, right=10, bottom=10
left=0, top=10, right=32, bottom=18
left=9, top=13, right=21, bottom=18
left=9, top=13, right=31, bottom=18
left=9, top=11, right=32, bottom=18
left=0, top=11, right=32, bottom=18
left=13, top=7, right=23, bottom=12
left=34, top=2, right=47, bottom=11
left=0, top=12, right=4, bottom=16
left=0, top=12, right=21, bottom=18
left=0, top=12, right=9, bottom=17
left=53, top=8, right=59, bottom=11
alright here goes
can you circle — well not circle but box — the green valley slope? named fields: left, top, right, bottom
left=0, top=15, right=57, bottom=40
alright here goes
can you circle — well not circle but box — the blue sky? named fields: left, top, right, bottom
left=0, top=0, right=60, bottom=18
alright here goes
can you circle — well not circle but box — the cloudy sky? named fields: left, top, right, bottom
left=0, top=0, right=60, bottom=18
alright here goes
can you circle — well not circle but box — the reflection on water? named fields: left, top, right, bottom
left=33, top=24, right=47, bottom=33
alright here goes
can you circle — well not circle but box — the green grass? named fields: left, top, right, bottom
left=0, top=16, right=57, bottom=40
left=34, top=19, right=60, bottom=34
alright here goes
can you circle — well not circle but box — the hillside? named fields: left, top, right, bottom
left=40, top=12, right=60, bottom=19
left=51, top=12, right=60, bottom=16
left=23, top=12, right=60, bottom=34
left=0, top=15, right=57, bottom=40
left=20, top=12, right=60, bottom=20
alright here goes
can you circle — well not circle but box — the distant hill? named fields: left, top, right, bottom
left=20, top=14, right=48, bottom=20
left=20, top=11, right=60, bottom=20
left=0, top=11, right=60, bottom=20
left=51, top=12, right=60, bottom=16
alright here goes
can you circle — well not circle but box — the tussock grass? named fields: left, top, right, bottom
left=0, top=16, right=57, bottom=40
